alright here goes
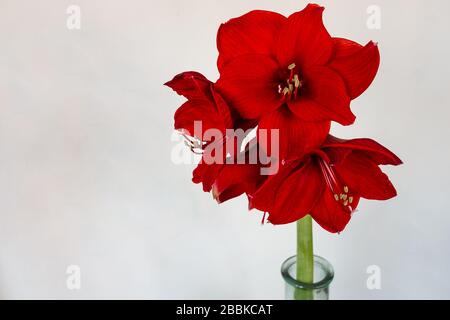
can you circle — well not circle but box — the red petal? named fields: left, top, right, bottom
left=174, top=100, right=224, bottom=137
left=169, top=73, right=234, bottom=137
left=192, top=162, right=223, bottom=192
left=323, top=135, right=403, bottom=165
left=164, top=72, right=211, bottom=100
left=249, top=161, right=299, bottom=213
left=311, top=187, right=359, bottom=233
left=328, top=40, right=380, bottom=99
left=257, top=106, right=330, bottom=161
left=335, top=152, right=398, bottom=200
left=330, top=38, right=362, bottom=59
left=276, top=4, right=333, bottom=67
left=212, top=163, right=264, bottom=204
left=268, top=160, right=324, bottom=225
left=288, top=66, right=354, bottom=125
left=210, top=87, right=234, bottom=129
left=217, top=10, right=286, bottom=71
left=216, top=54, right=282, bottom=119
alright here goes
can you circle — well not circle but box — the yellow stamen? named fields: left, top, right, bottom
left=288, top=83, right=294, bottom=92
left=294, top=74, right=300, bottom=88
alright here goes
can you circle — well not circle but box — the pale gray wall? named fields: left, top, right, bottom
left=0, top=0, right=448, bottom=299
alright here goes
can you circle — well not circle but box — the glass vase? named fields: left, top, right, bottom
left=281, top=255, right=334, bottom=300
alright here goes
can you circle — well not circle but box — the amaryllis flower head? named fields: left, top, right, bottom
left=165, top=71, right=262, bottom=200
left=216, top=3, right=380, bottom=122
left=249, top=135, right=402, bottom=233
left=165, top=72, right=233, bottom=191
left=216, top=3, right=380, bottom=159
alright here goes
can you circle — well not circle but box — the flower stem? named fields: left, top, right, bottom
left=295, top=215, right=314, bottom=300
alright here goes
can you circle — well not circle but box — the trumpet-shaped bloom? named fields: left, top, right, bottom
left=216, top=4, right=380, bottom=124
left=249, top=135, right=402, bottom=233
left=166, top=72, right=263, bottom=200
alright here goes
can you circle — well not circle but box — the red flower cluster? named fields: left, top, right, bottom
left=165, top=3, right=402, bottom=233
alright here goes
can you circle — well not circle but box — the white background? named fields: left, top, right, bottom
left=0, top=0, right=449, bottom=299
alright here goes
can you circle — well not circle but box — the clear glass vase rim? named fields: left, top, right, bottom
left=281, top=255, right=334, bottom=290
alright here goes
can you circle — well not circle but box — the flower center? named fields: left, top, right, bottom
left=278, top=63, right=303, bottom=101
left=317, top=156, right=355, bottom=213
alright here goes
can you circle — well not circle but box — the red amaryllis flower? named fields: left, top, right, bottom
left=249, top=135, right=402, bottom=233
left=165, top=72, right=232, bottom=192
left=216, top=3, right=380, bottom=122
left=216, top=3, right=380, bottom=159
left=166, top=72, right=263, bottom=200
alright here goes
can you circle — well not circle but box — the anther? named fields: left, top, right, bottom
left=294, top=74, right=300, bottom=88
left=280, top=63, right=303, bottom=100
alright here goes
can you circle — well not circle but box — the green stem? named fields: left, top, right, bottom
left=294, top=215, right=314, bottom=300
